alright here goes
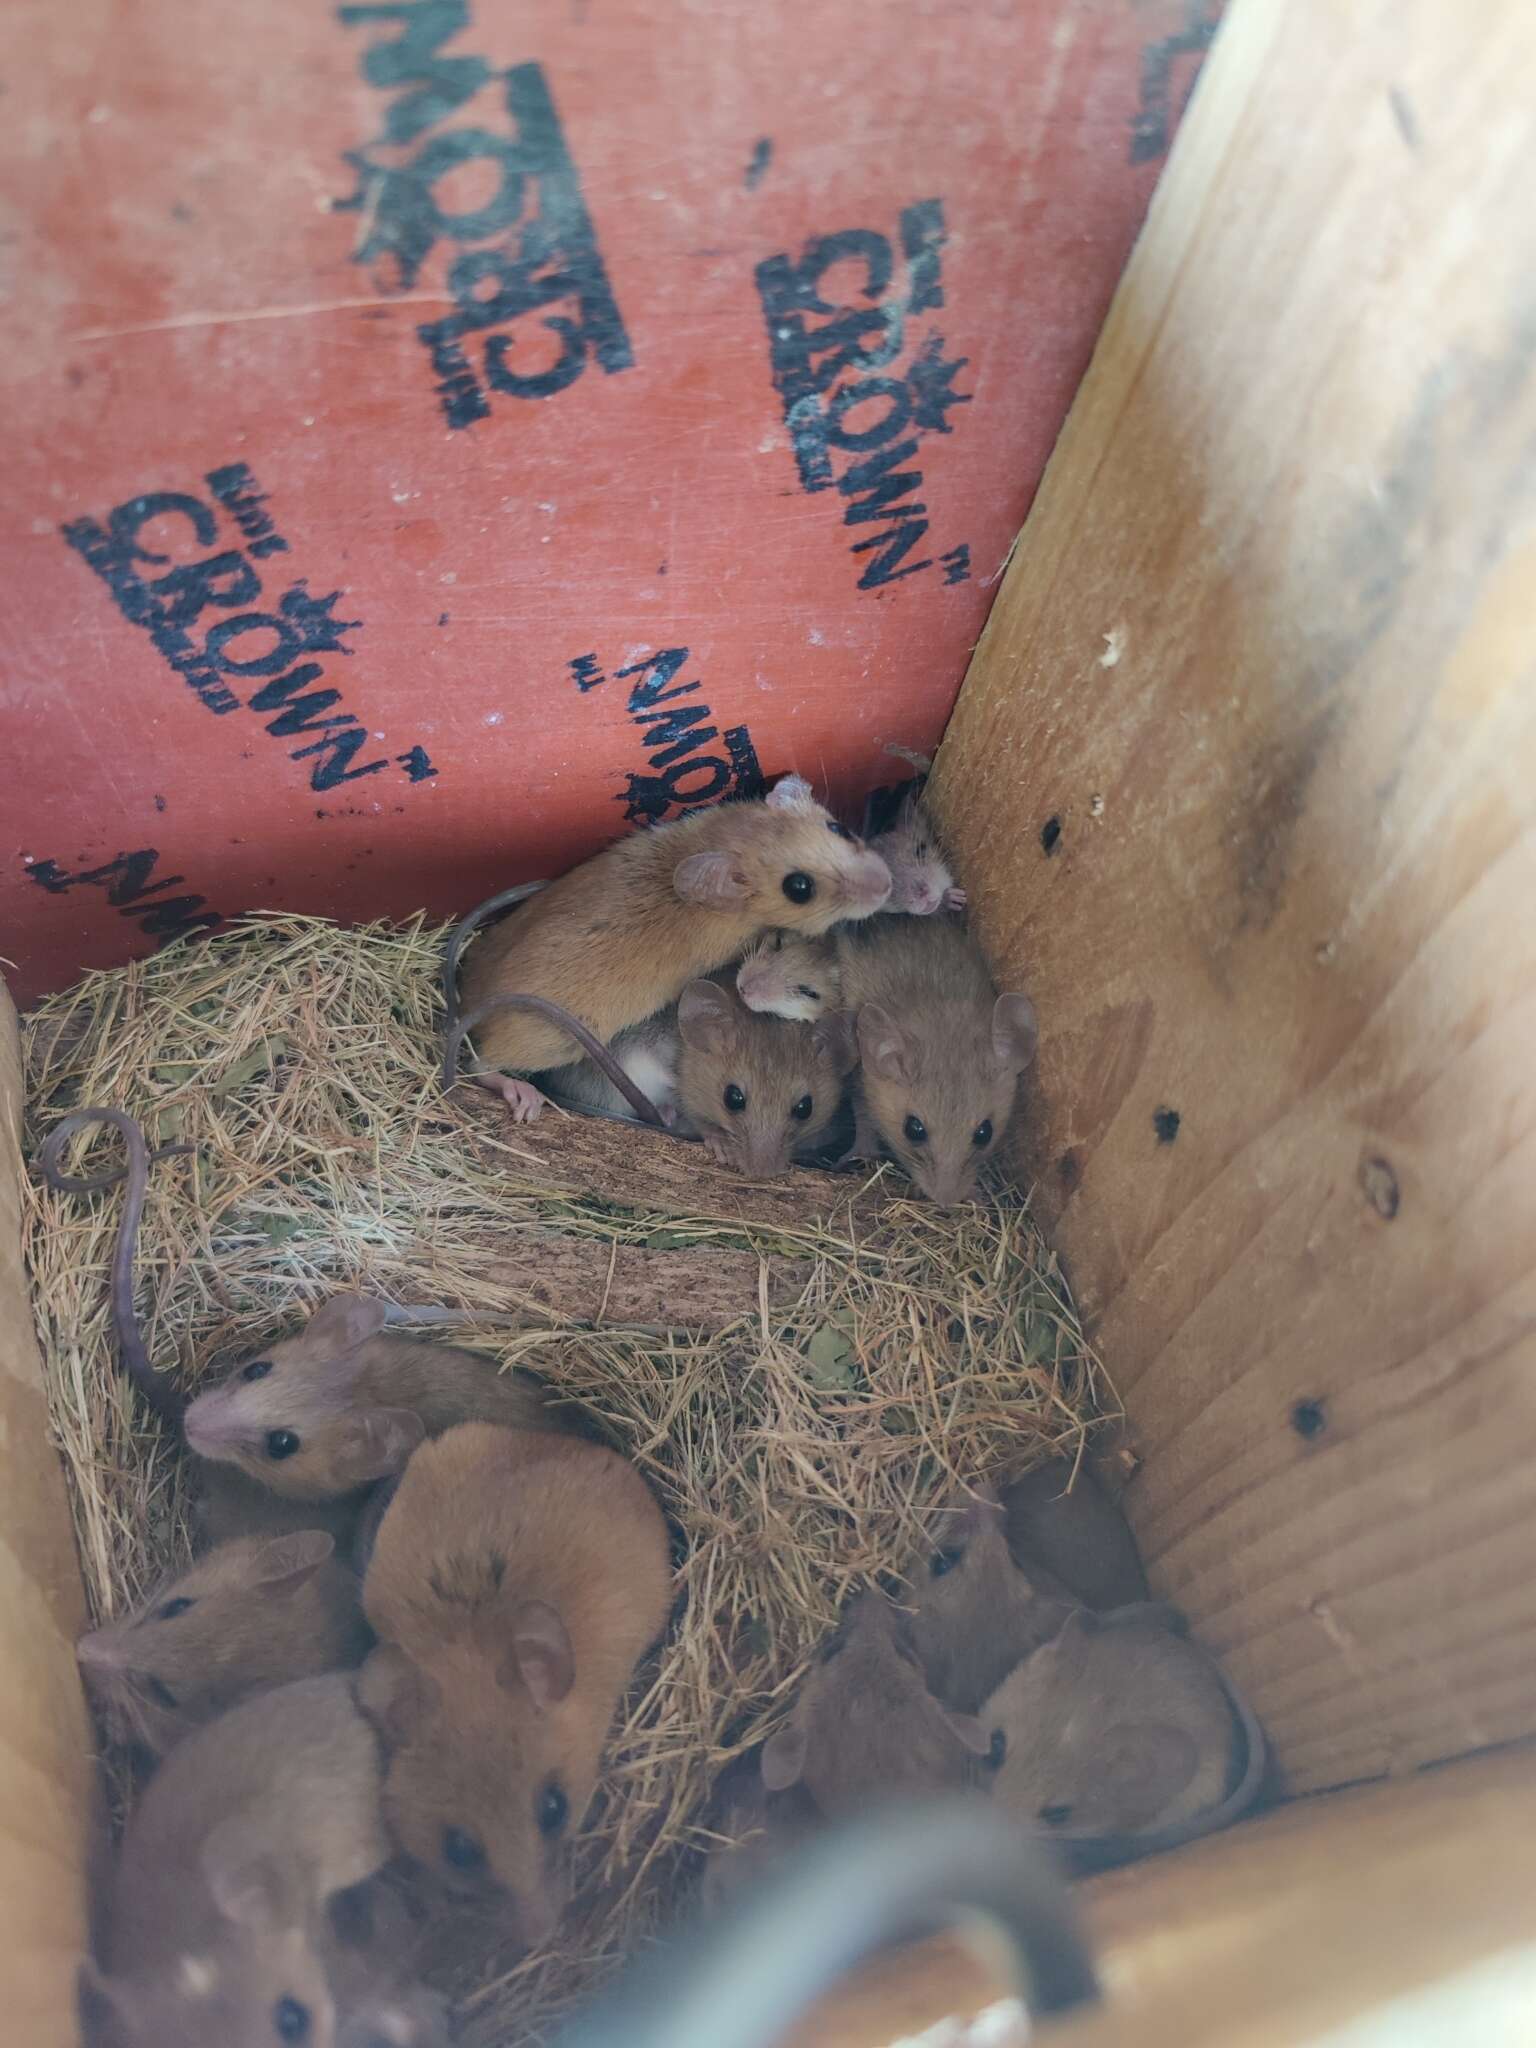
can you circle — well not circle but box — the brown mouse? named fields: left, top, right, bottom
left=540, top=1009, right=683, bottom=1123
left=359, top=1422, right=672, bottom=1947
left=869, top=788, right=966, bottom=917
left=76, top=1531, right=371, bottom=1756
left=674, top=976, right=856, bottom=1176
left=456, top=775, right=891, bottom=1120
left=734, top=931, right=843, bottom=1022
left=85, top=1673, right=393, bottom=2048
left=182, top=1292, right=566, bottom=1501
left=980, top=1607, right=1245, bottom=1850
left=903, top=1488, right=1078, bottom=1714
left=835, top=916, right=1037, bottom=1205
left=758, top=1591, right=993, bottom=1820
left=1000, top=1456, right=1149, bottom=1613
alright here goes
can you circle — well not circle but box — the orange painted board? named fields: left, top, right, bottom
left=1, top=0, right=1218, bottom=1003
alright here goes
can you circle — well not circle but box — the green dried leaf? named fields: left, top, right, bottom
left=804, top=1323, right=855, bottom=1390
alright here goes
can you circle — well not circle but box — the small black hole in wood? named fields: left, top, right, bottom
left=1291, top=1399, right=1327, bottom=1439
left=1153, top=1106, right=1181, bottom=1144
left=1040, top=816, right=1063, bottom=855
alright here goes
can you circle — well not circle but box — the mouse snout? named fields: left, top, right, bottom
left=851, top=852, right=894, bottom=912
left=182, top=1391, right=241, bottom=1458
left=745, top=1132, right=792, bottom=1178
left=77, top=1627, right=127, bottom=1672
left=921, top=1161, right=982, bottom=1209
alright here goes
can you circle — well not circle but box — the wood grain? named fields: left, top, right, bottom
left=0, top=981, right=94, bottom=2045
left=782, top=1747, right=1536, bottom=2047
left=931, top=0, right=1536, bottom=1793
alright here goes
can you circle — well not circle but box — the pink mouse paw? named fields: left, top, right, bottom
left=701, top=1133, right=735, bottom=1167
left=943, top=886, right=968, bottom=912
left=475, top=1072, right=550, bottom=1122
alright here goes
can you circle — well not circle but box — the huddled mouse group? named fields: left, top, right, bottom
left=70, top=767, right=1263, bottom=2047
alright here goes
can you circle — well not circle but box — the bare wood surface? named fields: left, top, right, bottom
left=783, top=1747, right=1536, bottom=2047
left=931, top=0, right=1536, bottom=1792
left=0, top=980, right=93, bottom=2045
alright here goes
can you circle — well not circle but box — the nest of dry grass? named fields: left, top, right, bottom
left=20, top=913, right=1106, bottom=2045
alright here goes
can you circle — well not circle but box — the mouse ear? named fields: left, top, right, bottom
left=765, top=773, right=818, bottom=814
left=942, top=1708, right=997, bottom=1758
left=247, top=1528, right=336, bottom=1593
left=502, top=1599, right=575, bottom=1709
left=328, top=1407, right=427, bottom=1488
left=677, top=978, right=737, bottom=1054
left=811, top=1009, right=858, bottom=1075
left=302, top=1291, right=391, bottom=1359
left=201, top=1812, right=287, bottom=1928
left=855, top=1002, right=918, bottom=1087
left=674, top=851, right=753, bottom=908
left=759, top=1721, right=808, bottom=1793
left=357, top=1644, right=439, bottom=1746
left=991, top=993, right=1039, bottom=1071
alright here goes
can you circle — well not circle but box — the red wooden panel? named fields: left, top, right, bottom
left=1, top=0, right=1219, bottom=1002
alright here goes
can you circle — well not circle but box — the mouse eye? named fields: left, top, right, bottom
left=145, top=1675, right=179, bottom=1711
left=903, top=1114, right=928, bottom=1146
left=781, top=871, right=816, bottom=905
left=928, top=1547, right=963, bottom=1579
left=242, top=1359, right=273, bottom=1383
left=537, top=1780, right=569, bottom=1836
left=265, top=1429, right=301, bottom=1461
left=155, top=1596, right=194, bottom=1622
left=273, top=1996, right=311, bottom=2043
left=442, top=1825, right=486, bottom=1872
left=1038, top=1803, right=1074, bottom=1827
left=794, top=984, right=820, bottom=1002
left=791, top=1094, right=814, bottom=1122
left=723, top=1083, right=747, bottom=1114
left=972, top=1119, right=994, bottom=1149
left=826, top=820, right=853, bottom=840
left=988, top=1728, right=1008, bottom=1769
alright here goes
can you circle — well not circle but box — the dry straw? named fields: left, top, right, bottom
left=20, top=913, right=1106, bottom=2044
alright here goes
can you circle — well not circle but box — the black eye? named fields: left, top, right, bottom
left=1038, top=1803, right=1073, bottom=1827
left=155, top=1596, right=193, bottom=1622
left=972, top=1119, right=993, bottom=1149
left=826, top=820, right=853, bottom=840
left=537, top=1781, right=569, bottom=1836
left=145, top=1675, right=179, bottom=1711
left=929, top=1547, right=962, bottom=1579
left=794, top=984, right=820, bottom=1002
left=443, top=1825, right=486, bottom=1871
left=903, top=1114, right=928, bottom=1145
left=782, top=871, right=816, bottom=904
left=273, top=1996, right=311, bottom=2043
left=791, top=1095, right=814, bottom=1122
left=242, top=1359, right=273, bottom=1383
left=988, top=1728, right=1008, bottom=1768
left=724, top=1083, right=747, bottom=1114
left=265, top=1429, right=301, bottom=1461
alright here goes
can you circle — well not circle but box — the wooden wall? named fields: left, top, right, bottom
left=932, top=0, right=1536, bottom=1794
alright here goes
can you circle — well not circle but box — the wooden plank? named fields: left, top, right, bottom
left=782, top=1747, right=1536, bottom=2047
left=931, top=0, right=1536, bottom=1793
left=0, top=982, right=93, bottom=2047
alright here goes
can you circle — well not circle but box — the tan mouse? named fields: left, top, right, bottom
left=85, top=1673, right=393, bottom=2048
left=980, top=1607, right=1242, bottom=1845
left=674, top=976, right=856, bottom=1176
left=182, top=1293, right=565, bottom=1501
left=359, top=1422, right=672, bottom=1947
left=903, top=1488, right=1078, bottom=1714
left=734, top=931, right=842, bottom=1022
left=758, top=1591, right=993, bottom=1821
left=457, top=775, right=891, bottom=1119
left=869, top=788, right=966, bottom=917
left=835, top=916, right=1037, bottom=1205
left=76, top=1531, right=371, bottom=1757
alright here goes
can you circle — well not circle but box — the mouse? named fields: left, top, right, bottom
left=835, top=916, right=1038, bottom=1206
left=76, top=1531, right=371, bottom=1757
left=734, top=931, right=842, bottom=1023
left=697, top=1751, right=821, bottom=1916
left=868, top=789, right=966, bottom=918
left=181, top=1292, right=570, bottom=1501
left=454, top=775, right=891, bottom=1121
left=358, top=1421, right=673, bottom=1948
left=757, top=1591, right=993, bottom=1821
left=84, top=1673, right=394, bottom=2048
left=1000, top=1457, right=1149, bottom=1613
left=673, top=977, right=857, bottom=1176
left=979, top=1607, right=1248, bottom=1854
left=903, top=1488, right=1079, bottom=1714
left=540, top=1009, right=684, bottom=1124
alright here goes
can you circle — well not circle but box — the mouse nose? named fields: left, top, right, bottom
left=76, top=1630, right=124, bottom=1671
